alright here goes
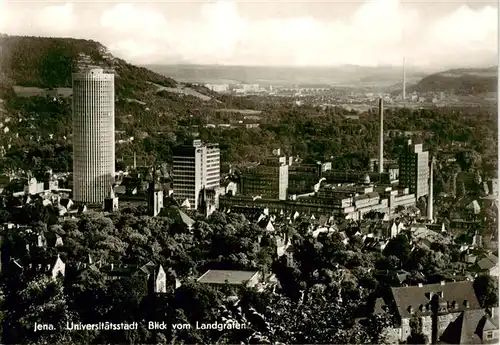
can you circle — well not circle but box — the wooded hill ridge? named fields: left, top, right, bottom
left=0, top=34, right=220, bottom=100
left=412, top=66, right=497, bottom=94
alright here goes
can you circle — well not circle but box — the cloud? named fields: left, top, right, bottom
left=35, top=3, right=75, bottom=35
left=0, top=0, right=497, bottom=68
left=0, top=0, right=5, bottom=30
left=1, top=2, right=76, bottom=37
left=429, top=5, right=497, bottom=47
left=100, top=3, right=167, bottom=39
left=106, top=39, right=159, bottom=61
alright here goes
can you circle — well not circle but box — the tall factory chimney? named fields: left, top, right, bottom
left=427, top=157, right=434, bottom=222
left=378, top=98, right=384, bottom=174
left=403, top=57, right=406, bottom=100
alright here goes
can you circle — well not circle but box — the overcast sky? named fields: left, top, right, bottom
left=0, top=0, right=498, bottom=68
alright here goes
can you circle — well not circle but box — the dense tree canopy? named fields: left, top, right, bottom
left=473, top=274, right=499, bottom=309
left=0, top=203, right=434, bottom=344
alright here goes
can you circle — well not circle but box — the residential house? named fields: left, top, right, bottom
left=77, top=260, right=179, bottom=294
left=15, top=255, right=66, bottom=280
left=163, top=207, right=195, bottom=231
left=59, top=198, right=74, bottom=212
left=51, top=255, right=66, bottom=280
left=154, top=265, right=174, bottom=293
left=258, top=218, right=275, bottom=232
left=461, top=250, right=478, bottom=265
left=390, top=220, right=406, bottom=238
left=276, top=234, right=291, bottom=257
left=474, top=254, right=499, bottom=277
left=390, top=281, right=496, bottom=344
left=439, top=308, right=499, bottom=344
left=311, top=226, right=336, bottom=238
left=364, top=237, right=389, bottom=252
left=466, top=200, right=481, bottom=215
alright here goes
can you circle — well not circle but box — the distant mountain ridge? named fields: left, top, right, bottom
left=144, top=64, right=430, bottom=87
left=413, top=66, right=497, bottom=94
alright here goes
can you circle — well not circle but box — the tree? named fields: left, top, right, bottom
left=473, top=274, right=499, bottom=309
left=384, top=234, right=411, bottom=265
left=0, top=209, right=10, bottom=223
left=66, top=268, right=110, bottom=322
left=16, top=276, right=93, bottom=345
left=474, top=171, right=482, bottom=185
left=172, top=282, right=224, bottom=324
left=407, top=332, right=427, bottom=344
left=456, top=150, right=482, bottom=171
left=407, top=248, right=449, bottom=276
left=406, top=315, right=428, bottom=344
left=395, top=205, right=406, bottom=214
left=458, top=181, right=466, bottom=197
left=253, top=288, right=382, bottom=344
left=364, top=211, right=386, bottom=220
left=361, top=312, right=396, bottom=344
left=99, top=275, right=151, bottom=345
left=272, top=254, right=303, bottom=300
left=378, top=327, right=399, bottom=344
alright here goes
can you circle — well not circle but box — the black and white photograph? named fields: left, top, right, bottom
left=0, top=0, right=498, bottom=344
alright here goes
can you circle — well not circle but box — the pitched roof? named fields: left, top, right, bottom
left=354, top=194, right=369, bottom=202
left=485, top=254, right=498, bottom=264
left=258, top=218, right=275, bottom=231
left=476, top=255, right=498, bottom=271
left=373, top=297, right=388, bottom=314
left=396, top=270, right=410, bottom=284
left=165, top=207, right=195, bottom=227
left=318, top=215, right=329, bottom=226
left=466, top=200, right=481, bottom=214
left=439, top=309, right=498, bottom=344
left=178, top=210, right=195, bottom=227
left=105, top=265, right=139, bottom=277
left=59, top=198, right=72, bottom=208
left=197, top=270, right=259, bottom=285
left=391, top=281, right=481, bottom=319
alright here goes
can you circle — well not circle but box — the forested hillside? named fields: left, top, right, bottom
left=413, top=67, right=497, bottom=94
left=0, top=35, right=177, bottom=94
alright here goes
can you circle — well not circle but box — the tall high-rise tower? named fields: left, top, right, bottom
left=72, top=67, right=115, bottom=204
left=403, top=58, right=406, bottom=100
left=399, top=140, right=429, bottom=200
left=378, top=98, right=384, bottom=173
left=427, top=157, right=434, bottom=222
left=172, top=140, right=220, bottom=209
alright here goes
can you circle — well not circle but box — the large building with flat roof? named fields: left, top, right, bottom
left=197, top=270, right=261, bottom=287
left=221, top=181, right=395, bottom=220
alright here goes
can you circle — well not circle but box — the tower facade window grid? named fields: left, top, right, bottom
left=398, top=141, right=429, bottom=200
left=241, top=157, right=289, bottom=200
left=172, top=141, right=220, bottom=208
left=72, top=68, right=115, bottom=204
